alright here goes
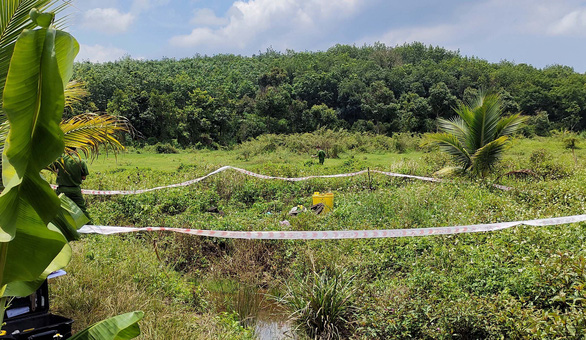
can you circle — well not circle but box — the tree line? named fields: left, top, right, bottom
left=69, top=42, right=586, bottom=148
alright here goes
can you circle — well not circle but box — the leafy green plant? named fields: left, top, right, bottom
left=0, top=4, right=80, bottom=310
left=0, top=2, right=131, bottom=189
left=563, top=133, right=579, bottom=165
left=69, top=312, right=145, bottom=340
left=424, top=91, right=527, bottom=177
left=279, top=269, right=357, bottom=340
left=0, top=7, right=142, bottom=339
left=529, top=149, right=570, bottom=180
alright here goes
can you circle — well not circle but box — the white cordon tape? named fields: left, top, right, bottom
left=78, top=214, right=586, bottom=239
left=50, top=166, right=511, bottom=195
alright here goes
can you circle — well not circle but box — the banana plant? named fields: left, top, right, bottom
left=0, top=8, right=142, bottom=339
left=0, top=1, right=131, bottom=190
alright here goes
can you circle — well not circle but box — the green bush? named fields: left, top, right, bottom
left=155, top=142, right=179, bottom=154
left=529, top=149, right=570, bottom=179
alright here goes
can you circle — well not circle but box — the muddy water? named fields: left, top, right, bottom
left=254, top=299, right=295, bottom=340
left=209, top=287, right=295, bottom=339
left=255, top=319, right=294, bottom=340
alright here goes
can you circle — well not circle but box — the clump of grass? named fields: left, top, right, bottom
left=235, top=284, right=264, bottom=328
left=279, top=269, right=357, bottom=340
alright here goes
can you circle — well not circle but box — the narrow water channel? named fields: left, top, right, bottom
left=255, top=318, right=294, bottom=340
left=254, top=299, right=295, bottom=340
left=208, top=284, right=296, bottom=339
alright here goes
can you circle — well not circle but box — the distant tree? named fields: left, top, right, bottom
left=361, top=81, right=399, bottom=128
left=522, top=110, right=551, bottom=137
left=258, top=67, right=288, bottom=90
left=306, top=104, right=343, bottom=130
left=398, top=92, right=432, bottom=132
left=428, top=82, right=458, bottom=120
left=498, top=89, right=520, bottom=114
left=563, top=131, right=579, bottom=165
left=64, top=41, right=586, bottom=146
left=337, top=76, right=366, bottom=123
left=463, top=87, right=479, bottom=105
left=369, top=42, right=402, bottom=69
left=425, top=91, right=526, bottom=177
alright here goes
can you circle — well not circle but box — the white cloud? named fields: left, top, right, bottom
left=76, top=44, right=128, bottom=63
left=496, top=0, right=586, bottom=37
left=547, top=9, right=586, bottom=36
left=169, top=0, right=364, bottom=51
left=82, top=8, right=135, bottom=34
left=190, top=8, right=229, bottom=26
left=361, top=0, right=568, bottom=50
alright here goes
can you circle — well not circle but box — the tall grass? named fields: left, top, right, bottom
left=235, top=284, right=264, bottom=328
left=46, top=135, right=586, bottom=339
left=279, top=269, right=357, bottom=340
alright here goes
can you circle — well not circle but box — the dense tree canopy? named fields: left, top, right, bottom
left=69, top=42, right=586, bottom=147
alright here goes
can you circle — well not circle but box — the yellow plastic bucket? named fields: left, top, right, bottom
left=312, top=192, right=334, bottom=213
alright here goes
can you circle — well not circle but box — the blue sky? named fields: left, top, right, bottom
left=65, top=0, right=586, bottom=73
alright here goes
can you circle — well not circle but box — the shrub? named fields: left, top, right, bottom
left=522, top=111, right=551, bottom=137
left=529, top=149, right=570, bottom=180
left=155, top=142, right=179, bottom=154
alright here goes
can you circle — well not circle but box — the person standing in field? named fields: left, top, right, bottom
left=54, top=149, right=90, bottom=220
left=312, top=146, right=326, bottom=165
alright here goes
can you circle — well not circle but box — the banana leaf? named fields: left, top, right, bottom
left=0, top=14, right=78, bottom=297
left=69, top=311, right=144, bottom=340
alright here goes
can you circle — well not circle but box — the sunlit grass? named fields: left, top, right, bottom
left=49, top=134, right=586, bottom=339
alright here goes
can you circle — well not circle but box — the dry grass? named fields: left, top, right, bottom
left=49, top=236, right=242, bottom=339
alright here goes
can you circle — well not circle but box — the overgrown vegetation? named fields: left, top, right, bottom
left=47, top=133, right=586, bottom=339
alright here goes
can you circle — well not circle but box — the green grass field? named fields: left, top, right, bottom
left=49, top=135, right=586, bottom=339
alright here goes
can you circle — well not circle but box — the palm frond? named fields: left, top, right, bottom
left=453, top=102, right=475, bottom=129
left=60, top=113, right=133, bottom=160
left=426, top=132, right=472, bottom=169
left=0, top=0, right=69, bottom=105
left=470, top=136, right=509, bottom=176
left=468, top=92, right=502, bottom=150
left=437, top=117, right=468, bottom=145
left=64, top=80, right=89, bottom=109
left=496, top=113, right=527, bottom=138
left=433, top=166, right=466, bottom=178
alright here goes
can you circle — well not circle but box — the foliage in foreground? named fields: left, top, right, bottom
left=0, top=4, right=143, bottom=338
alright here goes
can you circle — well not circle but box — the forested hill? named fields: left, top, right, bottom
left=71, top=42, right=586, bottom=147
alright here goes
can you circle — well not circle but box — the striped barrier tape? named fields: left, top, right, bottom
left=78, top=214, right=586, bottom=239
left=50, top=166, right=509, bottom=195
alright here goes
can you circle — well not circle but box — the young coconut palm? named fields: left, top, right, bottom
left=426, top=91, right=526, bottom=177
